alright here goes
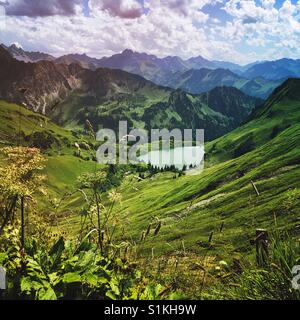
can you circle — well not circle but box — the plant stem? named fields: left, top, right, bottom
left=21, top=196, right=25, bottom=249
left=94, top=191, right=103, bottom=254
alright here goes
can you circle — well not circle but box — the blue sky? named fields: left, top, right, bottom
left=1, top=0, right=300, bottom=64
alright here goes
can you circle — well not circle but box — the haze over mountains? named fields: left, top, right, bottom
left=3, top=43, right=300, bottom=99
left=2, top=41, right=300, bottom=141
left=1, top=43, right=55, bottom=63
left=162, top=68, right=281, bottom=99
left=0, top=45, right=261, bottom=141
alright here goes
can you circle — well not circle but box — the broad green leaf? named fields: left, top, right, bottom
left=98, top=276, right=108, bottom=284
left=83, top=273, right=98, bottom=287
left=20, top=277, right=43, bottom=293
left=38, top=287, right=57, bottom=300
left=77, top=250, right=95, bottom=269
left=63, top=272, right=81, bottom=283
left=0, top=252, right=8, bottom=264
left=106, top=290, right=117, bottom=300
left=48, top=272, right=61, bottom=286
left=110, top=281, right=120, bottom=296
left=49, top=237, right=65, bottom=256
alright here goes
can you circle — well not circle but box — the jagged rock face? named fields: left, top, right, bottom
left=0, top=47, right=83, bottom=114
left=0, top=46, right=162, bottom=115
left=1, top=43, right=55, bottom=62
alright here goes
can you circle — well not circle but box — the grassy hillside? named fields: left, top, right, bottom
left=0, top=79, right=299, bottom=300
left=32, top=79, right=300, bottom=260
left=0, top=100, right=72, bottom=147
left=2, top=76, right=299, bottom=261
left=99, top=79, right=300, bottom=259
left=0, top=100, right=99, bottom=200
left=206, top=78, right=300, bottom=163
left=54, top=85, right=259, bottom=141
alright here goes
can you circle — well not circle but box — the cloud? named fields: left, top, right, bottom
left=217, top=0, right=300, bottom=61
left=1, top=0, right=215, bottom=60
left=157, top=0, right=201, bottom=16
left=6, top=0, right=81, bottom=17
left=144, top=0, right=213, bottom=18
left=90, top=0, right=144, bottom=19
left=1, top=0, right=300, bottom=64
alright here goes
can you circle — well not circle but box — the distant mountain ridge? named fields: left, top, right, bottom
left=1, top=43, right=55, bottom=62
left=51, top=49, right=286, bottom=98
left=0, top=46, right=83, bottom=114
left=3, top=43, right=300, bottom=82
left=2, top=43, right=297, bottom=99
left=243, top=58, right=300, bottom=80
left=0, top=46, right=261, bottom=141
left=57, top=49, right=243, bottom=75
left=163, top=68, right=282, bottom=99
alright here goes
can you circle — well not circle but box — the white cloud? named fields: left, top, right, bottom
left=1, top=0, right=214, bottom=60
left=219, top=0, right=300, bottom=60
left=1, top=0, right=300, bottom=64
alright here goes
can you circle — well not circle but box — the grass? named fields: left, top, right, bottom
left=0, top=99, right=101, bottom=203
left=1, top=79, right=300, bottom=277
left=0, top=100, right=73, bottom=146
left=104, top=82, right=300, bottom=260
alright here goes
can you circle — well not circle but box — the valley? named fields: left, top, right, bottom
left=0, top=43, right=299, bottom=300
left=0, top=46, right=261, bottom=141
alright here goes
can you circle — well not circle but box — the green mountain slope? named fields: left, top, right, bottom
left=141, top=87, right=260, bottom=140
left=0, top=100, right=98, bottom=198
left=99, top=79, right=300, bottom=257
left=1, top=77, right=299, bottom=264
left=53, top=83, right=260, bottom=141
left=207, top=78, right=300, bottom=163
left=0, top=100, right=73, bottom=148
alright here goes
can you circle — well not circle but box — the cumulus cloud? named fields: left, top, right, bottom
left=0, top=0, right=217, bottom=61
left=217, top=0, right=300, bottom=61
left=144, top=0, right=213, bottom=19
left=156, top=0, right=205, bottom=16
left=1, top=0, right=300, bottom=64
left=90, top=0, right=144, bottom=19
left=6, top=0, right=81, bottom=17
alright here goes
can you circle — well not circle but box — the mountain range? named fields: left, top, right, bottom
left=3, top=44, right=300, bottom=99
left=52, top=49, right=272, bottom=97
left=243, top=58, right=300, bottom=80
left=0, top=45, right=261, bottom=141
left=161, top=68, right=281, bottom=99
left=1, top=43, right=55, bottom=63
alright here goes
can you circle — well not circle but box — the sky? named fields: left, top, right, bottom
left=1, top=0, right=300, bottom=64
